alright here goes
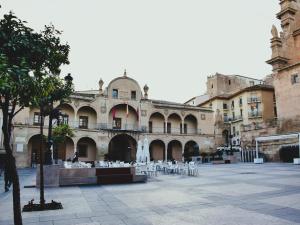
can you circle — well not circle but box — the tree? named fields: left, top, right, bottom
left=52, top=124, right=74, bottom=163
left=0, top=10, right=71, bottom=225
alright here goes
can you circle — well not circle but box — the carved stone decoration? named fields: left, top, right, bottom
left=143, top=84, right=149, bottom=99
left=271, top=25, right=279, bottom=38
left=101, top=106, right=107, bottom=114
left=141, top=110, right=147, bottom=117
left=74, top=100, right=79, bottom=108
left=163, top=109, right=169, bottom=116
left=181, top=111, right=186, bottom=117
left=99, top=78, right=104, bottom=94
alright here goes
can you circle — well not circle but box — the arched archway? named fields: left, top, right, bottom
left=76, top=137, right=97, bottom=162
left=184, top=114, right=198, bottom=134
left=58, top=103, right=75, bottom=126
left=184, top=141, right=200, bottom=162
left=55, top=136, right=74, bottom=161
left=108, top=134, right=137, bottom=162
left=149, top=112, right=165, bottom=133
left=27, top=134, right=47, bottom=166
left=109, top=104, right=138, bottom=130
left=167, top=140, right=182, bottom=161
left=167, top=113, right=182, bottom=134
left=149, top=140, right=165, bottom=161
left=222, top=130, right=229, bottom=146
left=77, top=106, right=97, bottom=129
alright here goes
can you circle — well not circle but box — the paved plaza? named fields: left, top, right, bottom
left=1, top=163, right=300, bottom=225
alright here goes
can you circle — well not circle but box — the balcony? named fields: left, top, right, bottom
left=232, top=115, right=243, bottom=123
left=248, top=111, right=262, bottom=118
left=247, top=97, right=261, bottom=104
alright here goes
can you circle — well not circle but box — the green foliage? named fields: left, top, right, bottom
left=0, top=11, right=72, bottom=113
left=52, top=124, right=74, bottom=144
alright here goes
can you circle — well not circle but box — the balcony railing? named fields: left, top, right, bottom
left=224, top=116, right=243, bottom=123
left=248, top=111, right=262, bottom=118
left=247, top=97, right=261, bottom=103
left=16, top=120, right=202, bottom=135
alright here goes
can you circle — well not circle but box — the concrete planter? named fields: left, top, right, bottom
left=36, top=164, right=60, bottom=188
left=254, top=158, right=264, bottom=164
left=293, top=158, right=300, bottom=165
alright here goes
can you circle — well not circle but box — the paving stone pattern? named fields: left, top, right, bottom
left=0, top=163, right=300, bottom=225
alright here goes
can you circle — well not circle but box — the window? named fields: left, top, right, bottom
left=231, top=100, right=235, bottom=108
left=60, top=114, right=69, bottom=125
left=167, top=122, right=171, bottom=134
left=211, top=84, right=213, bottom=88
left=148, top=121, right=153, bottom=133
left=78, top=144, right=88, bottom=158
left=223, top=103, right=228, bottom=110
left=113, top=118, right=122, bottom=129
left=240, top=109, right=243, bottom=117
left=239, top=98, right=243, bottom=106
left=224, top=113, right=228, bottom=122
left=79, top=116, right=88, bottom=129
left=249, top=81, right=255, bottom=86
left=201, top=114, right=206, bottom=120
left=184, top=124, right=187, bottom=134
left=232, top=112, right=235, bottom=120
left=228, top=80, right=231, bottom=85
left=291, top=74, right=299, bottom=84
left=112, top=89, right=118, bottom=99
left=33, top=112, right=41, bottom=125
left=131, top=91, right=136, bottom=100
left=232, top=126, right=236, bottom=137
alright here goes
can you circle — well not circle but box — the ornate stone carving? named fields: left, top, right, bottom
left=271, top=25, right=279, bottom=38
left=99, top=78, right=104, bottom=94
left=101, top=106, right=107, bottom=114
left=143, top=84, right=149, bottom=99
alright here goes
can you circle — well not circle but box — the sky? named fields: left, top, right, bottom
left=0, top=0, right=280, bottom=103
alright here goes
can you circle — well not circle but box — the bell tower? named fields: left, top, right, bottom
left=277, top=0, right=299, bottom=33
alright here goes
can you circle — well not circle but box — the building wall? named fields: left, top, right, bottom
left=11, top=75, right=215, bottom=167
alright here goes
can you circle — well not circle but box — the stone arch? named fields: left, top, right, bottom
left=108, top=104, right=138, bottom=130
left=57, top=103, right=75, bottom=125
left=76, top=106, right=97, bottom=129
left=149, top=112, right=165, bottom=133
left=167, top=113, right=182, bottom=134
left=184, top=114, right=198, bottom=134
left=108, top=134, right=137, bottom=162
left=27, top=134, right=46, bottom=167
left=76, top=137, right=97, bottom=162
left=149, top=139, right=165, bottom=161
left=167, top=140, right=183, bottom=161
left=55, top=136, right=75, bottom=161
left=184, top=140, right=200, bottom=162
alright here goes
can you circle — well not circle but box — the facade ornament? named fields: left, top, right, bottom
left=143, top=84, right=149, bottom=99
left=99, top=78, right=104, bottom=94
left=271, top=25, right=279, bottom=38
left=123, top=69, right=127, bottom=77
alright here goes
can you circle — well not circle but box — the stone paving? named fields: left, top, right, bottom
left=0, top=163, right=300, bottom=225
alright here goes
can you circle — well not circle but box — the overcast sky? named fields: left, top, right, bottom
left=1, top=0, right=280, bottom=103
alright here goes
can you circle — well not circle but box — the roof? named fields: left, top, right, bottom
left=198, top=84, right=274, bottom=106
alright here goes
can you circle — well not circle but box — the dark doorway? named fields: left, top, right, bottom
left=108, top=134, right=137, bottom=162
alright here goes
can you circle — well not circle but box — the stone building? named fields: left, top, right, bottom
left=267, top=0, right=300, bottom=121
left=198, top=83, right=276, bottom=148
left=10, top=72, right=215, bottom=167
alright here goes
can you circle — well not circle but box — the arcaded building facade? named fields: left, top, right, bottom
left=11, top=73, right=215, bottom=167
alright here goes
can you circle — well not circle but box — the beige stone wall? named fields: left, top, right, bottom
left=274, top=66, right=300, bottom=120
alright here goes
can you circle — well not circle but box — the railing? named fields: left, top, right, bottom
left=247, top=97, right=261, bottom=103
left=248, top=111, right=262, bottom=118
left=232, top=116, right=243, bottom=122
left=16, top=120, right=202, bottom=135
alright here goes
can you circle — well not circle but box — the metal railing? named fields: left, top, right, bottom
left=248, top=111, right=262, bottom=118
left=15, top=119, right=202, bottom=135
left=247, top=97, right=261, bottom=103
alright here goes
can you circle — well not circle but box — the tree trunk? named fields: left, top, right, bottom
left=2, top=111, right=23, bottom=225
left=39, top=109, right=45, bottom=209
